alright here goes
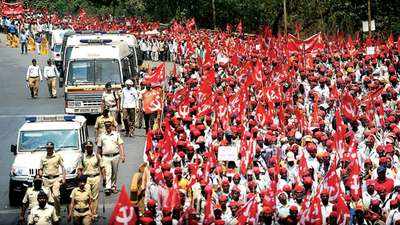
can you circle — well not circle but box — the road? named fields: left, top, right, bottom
left=0, top=35, right=147, bottom=225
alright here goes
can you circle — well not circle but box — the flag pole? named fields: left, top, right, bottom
left=283, top=0, right=288, bottom=36
left=159, top=63, right=168, bottom=126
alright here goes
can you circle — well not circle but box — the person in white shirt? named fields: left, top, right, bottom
left=26, top=59, right=42, bottom=98
left=121, top=79, right=139, bottom=137
left=43, top=59, right=59, bottom=98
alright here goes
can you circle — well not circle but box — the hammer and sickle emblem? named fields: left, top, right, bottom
left=179, top=105, right=189, bottom=117
left=116, top=206, right=134, bottom=225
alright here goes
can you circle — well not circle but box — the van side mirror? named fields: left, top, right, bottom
left=10, top=144, right=17, bottom=155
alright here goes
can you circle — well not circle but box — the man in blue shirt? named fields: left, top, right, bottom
left=20, top=29, right=28, bottom=54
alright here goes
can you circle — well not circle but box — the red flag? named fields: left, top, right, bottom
left=161, top=119, right=174, bottom=162
left=144, top=63, right=166, bottom=87
left=109, top=186, right=137, bottom=225
left=323, top=156, right=340, bottom=201
left=346, top=150, right=362, bottom=199
left=298, top=151, right=309, bottom=177
left=236, top=21, right=243, bottom=34
left=303, top=195, right=323, bottom=225
left=255, top=103, right=267, bottom=127
left=334, top=110, right=346, bottom=155
left=336, top=194, right=350, bottom=225
left=341, top=91, right=358, bottom=121
left=330, top=82, right=339, bottom=100
left=397, top=36, right=400, bottom=52
left=186, top=18, right=196, bottom=31
left=142, top=88, right=163, bottom=114
left=177, top=95, right=190, bottom=118
left=312, top=94, right=320, bottom=125
left=237, top=197, right=257, bottom=224
left=206, top=69, right=216, bottom=86
left=387, top=33, right=394, bottom=48
left=252, top=60, right=263, bottom=87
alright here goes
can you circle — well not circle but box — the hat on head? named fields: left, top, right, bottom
left=45, top=142, right=54, bottom=148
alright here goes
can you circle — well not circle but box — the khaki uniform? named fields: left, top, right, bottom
left=39, top=153, right=64, bottom=216
left=102, top=91, right=119, bottom=119
left=43, top=65, right=59, bottom=97
left=70, top=187, right=92, bottom=225
left=27, top=204, right=58, bottom=225
left=97, top=132, right=124, bottom=190
left=94, top=115, right=118, bottom=138
left=77, top=154, right=103, bottom=214
left=22, top=187, right=54, bottom=210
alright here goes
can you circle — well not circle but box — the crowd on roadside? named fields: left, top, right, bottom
left=137, top=25, right=400, bottom=225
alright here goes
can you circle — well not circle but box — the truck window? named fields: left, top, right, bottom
left=67, top=60, right=121, bottom=85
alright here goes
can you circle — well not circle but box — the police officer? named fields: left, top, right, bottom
left=26, top=58, right=42, bottom=98
left=19, top=175, right=54, bottom=225
left=77, top=141, right=104, bottom=217
left=43, top=59, right=59, bottom=98
left=97, top=121, right=125, bottom=195
left=68, top=176, right=93, bottom=225
left=27, top=191, right=59, bottom=225
left=38, top=142, right=66, bottom=217
left=101, top=82, right=119, bottom=120
left=94, top=108, right=118, bottom=141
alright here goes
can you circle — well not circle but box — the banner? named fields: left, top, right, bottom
left=142, top=88, right=162, bottom=114
left=286, top=32, right=324, bottom=54
left=1, top=1, right=24, bottom=16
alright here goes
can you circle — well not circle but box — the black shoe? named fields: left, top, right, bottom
left=105, top=190, right=111, bottom=196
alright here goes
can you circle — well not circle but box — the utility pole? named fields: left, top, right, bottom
left=368, top=0, right=372, bottom=36
left=212, top=0, right=216, bottom=30
left=283, top=0, right=288, bottom=36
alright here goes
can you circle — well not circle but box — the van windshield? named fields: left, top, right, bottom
left=67, top=59, right=121, bottom=85
left=19, top=130, right=79, bottom=152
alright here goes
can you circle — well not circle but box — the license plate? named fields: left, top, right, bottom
left=79, top=108, right=91, bottom=113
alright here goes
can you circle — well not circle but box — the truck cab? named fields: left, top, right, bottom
left=9, top=115, right=88, bottom=206
left=64, top=39, right=137, bottom=115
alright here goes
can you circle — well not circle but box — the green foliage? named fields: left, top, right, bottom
left=24, top=0, right=400, bottom=35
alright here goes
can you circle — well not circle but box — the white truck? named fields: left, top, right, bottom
left=9, top=115, right=88, bottom=206
left=64, top=39, right=138, bottom=114
left=50, top=29, right=74, bottom=74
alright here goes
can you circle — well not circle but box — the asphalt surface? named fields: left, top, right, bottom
left=0, top=34, right=147, bottom=225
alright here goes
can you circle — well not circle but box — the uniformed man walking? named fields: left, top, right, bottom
left=94, top=108, right=118, bottom=141
left=68, top=176, right=93, bottom=225
left=43, top=59, right=59, bottom=98
left=101, top=82, right=119, bottom=120
left=97, top=122, right=125, bottom=195
left=27, top=191, right=59, bottom=225
left=26, top=58, right=42, bottom=98
left=19, top=175, right=54, bottom=225
left=38, top=142, right=66, bottom=217
left=77, top=141, right=104, bottom=217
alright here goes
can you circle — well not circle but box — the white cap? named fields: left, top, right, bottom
left=295, top=131, right=302, bottom=140
left=287, top=152, right=295, bottom=161
left=125, top=79, right=133, bottom=85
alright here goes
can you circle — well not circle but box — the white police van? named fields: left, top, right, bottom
left=9, top=115, right=88, bottom=206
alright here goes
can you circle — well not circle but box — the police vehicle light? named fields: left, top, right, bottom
left=25, top=116, right=37, bottom=122
left=80, top=39, right=112, bottom=44
left=25, top=115, right=76, bottom=122
left=64, top=115, right=76, bottom=121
